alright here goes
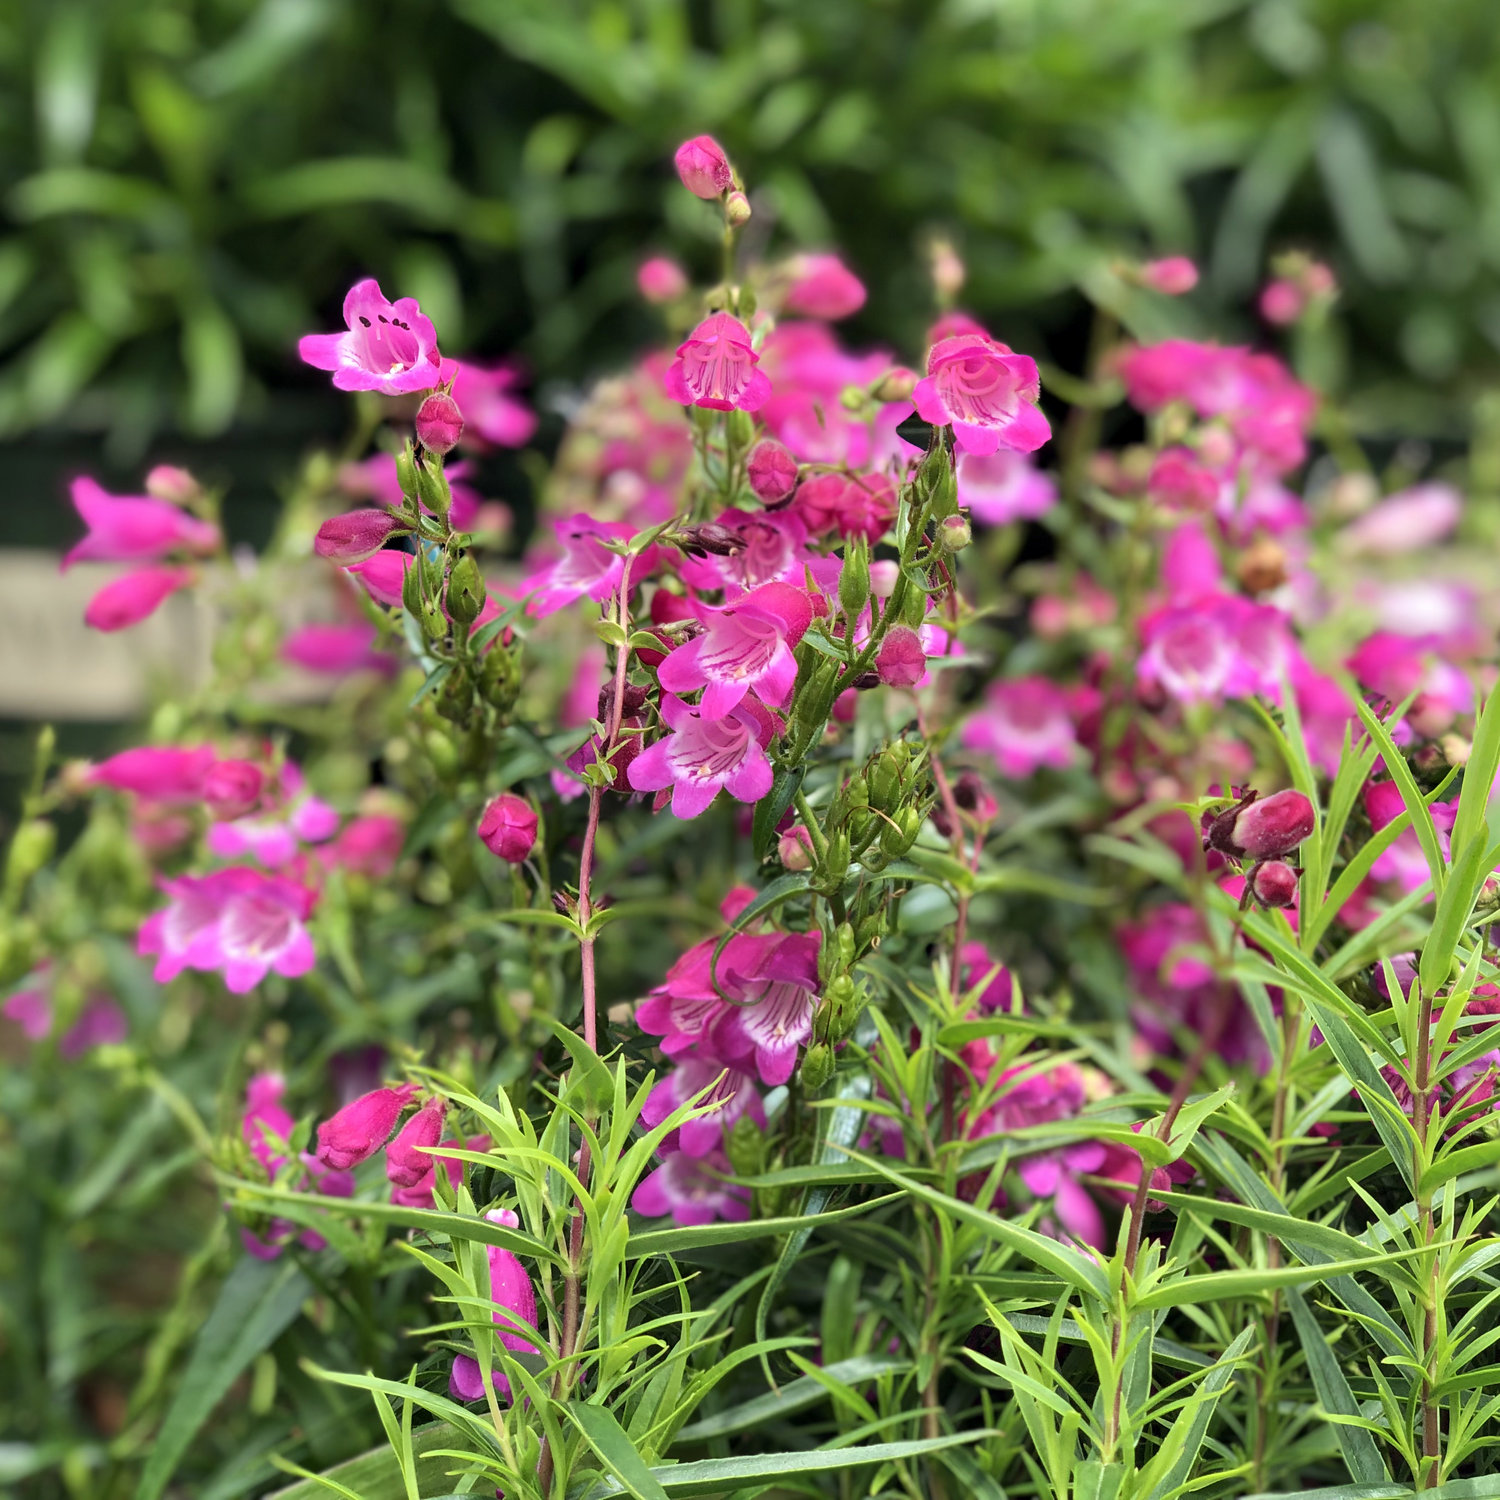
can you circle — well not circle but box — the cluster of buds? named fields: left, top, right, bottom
left=1204, top=788, right=1316, bottom=908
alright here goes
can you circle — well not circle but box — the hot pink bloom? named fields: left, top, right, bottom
left=441, top=360, right=537, bottom=449
left=314, top=1083, right=419, bottom=1171
left=84, top=566, right=193, bottom=631
left=62, top=477, right=219, bottom=569
left=137, top=867, right=318, bottom=994
left=658, top=582, right=812, bottom=718
left=1347, top=632, right=1474, bottom=737
left=1366, top=780, right=1456, bottom=894
left=642, top=1055, right=764, bottom=1157
left=1138, top=593, right=1291, bottom=705
left=477, top=793, right=538, bottom=863
left=1259, top=279, right=1304, bottom=324
left=1148, top=447, right=1220, bottom=512
left=746, top=438, right=799, bottom=503
left=1141, top=256, right=1199, bottom=295
left=281, top=623, right=395, bottom=676
left=345, top=550, right=413, bottom=608
left=632, top=1148, right=749, bottom=1226
left=635, top=938, right=733, bottom=1059
left=90, top=745, right=216, bottom=801
left=298, top=278, right=441, bottom=395
left=637, top=257, right=688, bottom=303
left=416, top=392, right=464, bottom=454
left=783, top=253, right=867, bottom=320
left=627, top=694, right=777, bottom=819
left=203, top=760, right=265, bottom=821
left=673, top=135, right=732, bottom=198
left=912, top=333, right=1049, bottom=456
left=956, top=450, right=1057, bottom=526
left=315, top=508, right=407, bottom=565
left=791, top=472, right=896, bottom=543
left=391, top=1132, right=488, bottom=1209
left=2, top=976, right=52, bottom=1041
left=958, top=943, right=1018, bottom=1014
left=961, top=678, right=1081, bottom=778
left=876, top=627, right=926, bottom=688
left=521, top=515, right=635, bottom=618
left=329, top=814, right=406, bottom=878
left=1339, top=483, right=1461, bottom=557
left=663, top=313, right=772, bottom=413
left=386, top=1095, right=447, bottom=1187
left=715, top=931, right=821, bottom=1086
left=679, top=508, right=810, bottom=593
left=448, top=1208, right=540, bottom=1404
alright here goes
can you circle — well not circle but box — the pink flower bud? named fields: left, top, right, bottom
left=674, top=135, right=732, bottom=198
left=872, top=367, right=918, bottom=403
left=145, top=465, right=202, bottom=505
left=876, top=626, right=927, bottom=688
left=203, top=759, right=264, bottom=821
left=416, top=393, right=464, bottom=456
left=477, top=793, right=538, bottom=863
left=1259, top=279, right=1304, bottom=325
left=315, top=1083, right=418, bottom=1170
left=1205, top=788, right=1315, bottom=860
left=746, top=438, right=798, bottom=503
left=84, top=566, right=193, bottom=632
left=953, top=771, right=998, bottom=825
left=1140, top=256, right=1198, bottom=295
left=724, top=190, right=751, bottom=227
left=936, top=514, right=972, bottom=552
left=1251, top=860, right=1299, bottom=908
left=868, top=560, right=900, bottom=598
left=637, top=256, right=688, bottom=304
left=778, top=826, right=816, bottom=872
left=314, top=509, right=405, bottom=565
left=386, top=1095, right=447, bottom=1187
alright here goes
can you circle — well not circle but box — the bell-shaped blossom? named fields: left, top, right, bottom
left=641, top=1055, right=764, bottom=1157
left=62, top=477, right=219, bottom=569
left=957, top=450, right=1057, bottom=526
left=442, top=359, right=538, bottom=449
left=282, top=623, right=396, bottom=676
left=782, top=253, right=867, bottom=320
left=390, top=1133, right=489, bottom=1209
left=715, top=932, right=821, bottom=1086
left=658, top=582, right=812, bottom=718
left=89, top=745, right=216, bottom=802
left=628, top=694, right=777, bottom=819
left=298, top=278, right=442, bottom=395
left=520, top=515, right=635, bottom=618
left=912, top=333, right=1049, bottom=456
left=313, top=1083, right=419, bottom=1171
left=679, top=508, right=810, bottom=592
left=962, top=677, right=1082, bottom=779
left=635, top=936, right=733, bottom=1059
left=386, top=1095, right=447, bottom=1187
left=85, top=566, right=193, bottom=631
left=448, top=1208, right=540, bottom=1404
left=663, top=313, right=772, bottom=413
left=632, top=1148, right=748, bottom=1226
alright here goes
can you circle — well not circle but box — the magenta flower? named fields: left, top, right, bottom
left=314, top=509, right=406, bottom=565
left=449, top=1208, right=540, bottom=1404
left=314, top=1083, right=420, bottom=1171
left=634, top=937, right=732, bottom=1059
left=62, top=476, right=219, bottom=569
left=641, top=1055, right=764, bottom=1157
left=477, top=793, right=538, bottom=864
left=628, top=695, right=777, bottom=818
left=520, top=515, right=634, bottom=618
left=386, top=1095, right=447, bottom=1187
left=663, top=313, right=772, bottom=413
left=912, top=333, right=1049, bottom=456
left=203, top=760, right=265, bottom=821
left=632, top=1148, right=748, bottom=1226
left=715, top=932, right=821, bottom=1086
left=84, top=566, right=193, bottom=631
left=345, top=550, right=413, bottom=608
left=956, top=450, right=1057, bottom=526
left=298, top=278, right=441, bottom=395
left=782, top=253, right=867, bottom=320
left=791, top=472, right=896, bottom=543
left=1204, top=789, right=1315, bottom=860
left=416, top=392, right=464, bottom=455
left=441, top=359, right=537, bottom=449
left=1366, top=780, right=1457, bottom=893
left=673, top=135, right=733, bottom=198
left=281, top=623, right=395, bottom=676
left=2, top=975, right=52, bottom=1041
left=89, top=745, right=216, bottom=802
left=678, top=508, right=810, bottom=593
left=637, top=256, right=688, bottom=304
left=328, top=814, right=406, bottom=878
left=958, top=942, right=1018, bottom=1015
left=657, top=581, right=812, bottom=719
left=243, top=1073, right=298, bottom=1175
left=746, top=438, right=799, bottom=503
left=876, top=627, right=926, bottom=689
left=961, top=677, right=1080, bottom=779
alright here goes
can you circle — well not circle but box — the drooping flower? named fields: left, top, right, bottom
left=912, top=333, right=1050, bottom=456
left=315, top=509, right=406, bottom=565
left=62, top=477, right=219, bottom=569
left=84, top=567, right=194, bottom=631
left=627, top=694, right=777, bottom=819
left=663, top=313, right=772, bottom=413
left=386, top=1095, right=447, bottom=1187
left=298, top=279, right=442, bottom=395
left=344, top=550, right=414, bottom=608
left=447, top=1208, right=540, bottom=1405
left=956, top=450, right=1057, bottom=526
left=961, top=678, right=1082, bottom=779
left=673, top=135, right=733, bottom=198
left=313, top=1083, right=420, bottom=1171
left=632, top=1148, right=749, bottom=1226
left=782, top=253, right=867, bottom=320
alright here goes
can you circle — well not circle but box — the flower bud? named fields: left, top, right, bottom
left=929, top=238, right=965, bottom=301
left=936, top=514, right=972, bottom=552
left=315, top=1084, right=419, bottom=1170
left=1250, top=860, right=1299, bottom=909
left=395, top=446, right=420, bottom=500
left=5, top=820, right=55, bottom=895
left=1139, top=256, right=1198, bottom=296
left=477, top=793, right=538, bottom=864
left=1236, top=537, right=1287, bottom=596
left=1205, top=788, right=1315, bottom=860
left=145, top=465, right=202, bottom=505
left=778, top=826, right=816, bottom=872
left=871, top=367, right=919, bottom=403
left=315, top=509, right=405, bottom=565
left=724, top=191, right=752, bottom=227
left=746, top=439, right=799, bottom=504
left=838, top=537, right=870, bottom=621
left=876, top=627, right=926, bottom=689
left=674, top=135, right=732, bottom=198
left=637, top=256, right=688, bottom=303
left=417, top=393, right=464, bottom=456
left=415, top=459, right=451, bottom=518
left=1259, top=279, right=1304, bottom=325
left=953, top=771, right=998, bottom=825
left=726, top=407, right=755, bottom=449
left=446, top=554, right=486, bottom=626
left=203, top=759, right=264, bottom=821
left=800, top=1042, right=833, bottom=1091
left=386, top=1095, right=447, bottom=1187
left=1442, top=733, right=1472, bottom=768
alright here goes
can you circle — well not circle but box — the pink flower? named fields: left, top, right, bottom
left=1204, top=789, right=1315, bottom=860
left=678, top=508, right=810, bottom=592
left=635, top=938, right=733, bottom=1059
left=203, top=760, right=265, bottom=821
left=1259, top=279, right=1304, bottom=325
left=783, top=253, right=867, bottom=320
left=298, top=278, right=442, bottom=395
left=961, top=678, right=1080, bottom=779
left=314, top=509, right=405, bottom=565
left=791, top=472, right=895, bottom=542
left=632, top=1149, right=748, bottom=1226
left=1148, top=448, right=1220, bottom=512
left=329, top=814, right=406, bottom=878
left=657, top=582, right=812, bottom=718
left=1339, top=483, right=1461, bottom=557
left=137, top=867, right=318, bottom=994
left=145, top=465, right=201, bottom=504
left=447, top=1208, right=539, bottom=1404
left=386, top=1096, right=447, bottom=1187
left=637, top=257, right=688, bottom=303
left=746, top=438, right=799, bottom=503
left=1251, top=860, right=1299, bottom=908
left=715, top=932, right=821, bottom=1086
left=314, top=1083, right=419, bottom=1171
left=958, top=943, right=1018, bottom=1014
left=663, top=313, right=772, bottom=413
left=956, top=450, right=1057, bottom=526
left=1366, top=780, right=1456, bottom=893
left=345, top=550, right=413, bottom=608
left=674, top=135, right=733, bottom=198
left=642, top=1056, right=764, bottom=1157
left=391, top=1132, right=489, bottom=1209
left=84, top=566, right=193, bottom=631
left=416, top=392, right=464, bottom=454
left=477, top=794, right=538, bottom=863
left=628, top=694, right=777, bottom=819
left=281, top=623, right=395, bottom=676
left=442, top=360, right=537, bottom=449
left=89, top=745, right=216, bottom=801
left=1141, top=256, right=1199, bottom=295
left=521, top=515, right=634, bottom=618
left=3, top=978, right=52, bottom=1041
left=876, top=627, right=926, bottom=688
left=62, top=477, right=219, bottom=569
left=912, top=333, right=1050, bottom=456
left=243, top=1073, right=297, bottom=1175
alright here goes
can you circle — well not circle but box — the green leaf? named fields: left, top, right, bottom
left=1146, top=1325, right=1255, bottom=1500
left=537, top=1015, right=615, bottom=1114
left=1134, top=1253, right=1427, bottom=1311
left=1419, top=827, right=1490, bottom=999
left=565, top=1403, right=670, bottom=1500
left=1354, top=699, right=1445, bottom=892
left=1285, top=1287, right=1390, bottom=1484
left=752, top=766, right=803, bottom=860
left=626, top=1193, right=900, bottom=1260
left=1452, top=687, right=1500, bottom=864
left=136, top=1257, right=311, bottom=1500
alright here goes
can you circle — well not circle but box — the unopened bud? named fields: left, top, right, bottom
left=674, top=135, right=732, bottom=199
left=637, top=256, right=688, bottom=303
left=314, top=509, right=406, bottom=565
left=203, top=759, right=264, bottom=821
left=5, top=820, right=55, bottom=894
left=395, top=446, right=420, bottom=501
left=145, top=465, right=202, bottom=505
left=871, top=367, right=918, bottom=403
left=416, top=393, right=464, bottom=456
left=1236, top=537, right=1287, bottom=596
left=415, top=459, right=451, bottom=518
left=778, top=826, right=816, bottom=872
left=1206, top=788, right=1315, bottom=860
left=746, top=439, right=798, bottom=504
left=1250, top=859, right=1299, bottom=909
left=385, top=1095, right=447, bottom=1187
left=315, top=1084, right=419, bottom=1170
left=477, top=793, right=538, bottom=864
left=446, top=554, right=486, bottom=625
left=800, top=1042, right=833, bottom=1091
left=929, top=238, right=965, bottom=301
left=838, top=537, right=870, bottom=621
left=1139, top=256, right=1199, bottom=296
left=876, top=627, right=926, bottom=689
left=724, top=191, right=752, bottom=227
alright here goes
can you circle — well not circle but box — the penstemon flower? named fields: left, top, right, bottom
left=298, top=278, right=442, bottom=395
left=663, top=312, right=773, bottom=413
left=912, top=331, right=1050, bottom=455
left=627, top=694, right=777, bottom=818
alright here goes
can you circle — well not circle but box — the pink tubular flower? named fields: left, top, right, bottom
left=678, top=508, right=810, bottom=593
left=635, top=937, right=733, bottom=1059
left=642, top=1055, right=764, bottom=1157
left=314, top=1083, right=419, bottom=1171
left=792, top=472, right=896, bottom=543
left=715, top=932, right=821, bottom=1086
left=329, top=814, right=406, bottom=878
left=345, top=550, right=413, bottom=608
left=298, top=278, right=442, bottom=395
left=961, top=678, right=1081, bottom=779
left=783, top=254, right=867, bottom=320
left=637, top=257, right=688, bottom=304
left=1366, top=780, right=1456, bottom=893
left=441, top=360, right=537, bottom=449
left=912, top=333, right=1050, bottom=456
left=477, top=793, right=538, bottom=863
left=281, top=623, right=395, bottom=676
left=1141, top=256, right=1199, bottom=295
left=657, top=581, right=812, bottom=718
left=314, top=509, right=405, bottom=565
left=62, top=476, right=219, bottom=569
left=89, top=745, right=216, bottom=801
left=633, top=1148, right=748, bottom=1226
left=958, top=942, right=1018, bottom=1014
left=386, top=1095, right=447, bottom=1187
left=627, top=694, right=777, bottom=819
left=674, top=135, right=732, bottom=198
left=448, top=1208, right=539, bottom=1404
left=746, top=438, right=798, bottom=503
left=663, top=313, right=772, bottom=413
left=956, top=450, right=1057, bottom=526
left=391, top=1132, right=489, bottom=1209
left=876, top=627, right=926, bottom=688
left=521, top=515, right=635, bottom=618
left=137, top=867, right=318, bottom=994
left=84, top=566, right=193, bottom=631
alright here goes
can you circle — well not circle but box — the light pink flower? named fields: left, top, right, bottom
left=783, top=253, right=867, bottom=320
left=961, top=678, right=1081, bottom=779
left=441, top=359, right=537, bottom=449
left=345, top=550, right=413, bottom=608
left=628, top=694, right=777, bottom=819
left=1141, top=256, right=1198, bottom=295
left=674, top=135, right=732, bottom=198
left=84, top=566, right=193, bottom=631
left=62, top=477, right=219, bottom=569
left=912, top=333, right=1049, bottom=456
left=1259, top=279, right=1303, bottom=324
left=642, top=1055, right=764, bottom=1157
left=632, top=1148, right=748, bottom=1226
left=89, top=745, right=216, bottom=802
left=956, top=450, right=1057, bottom=526
left=1339, top=483, right=1461, bottom=557
left=521, top=515, right=635, bottom=618
left=2, top=977, right=52, bottom=1041
left=298, top=278, right=441, bottom=395
left=663, top=313, right=772, bottom=413
left=657, top=581, right=812, bottom=718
